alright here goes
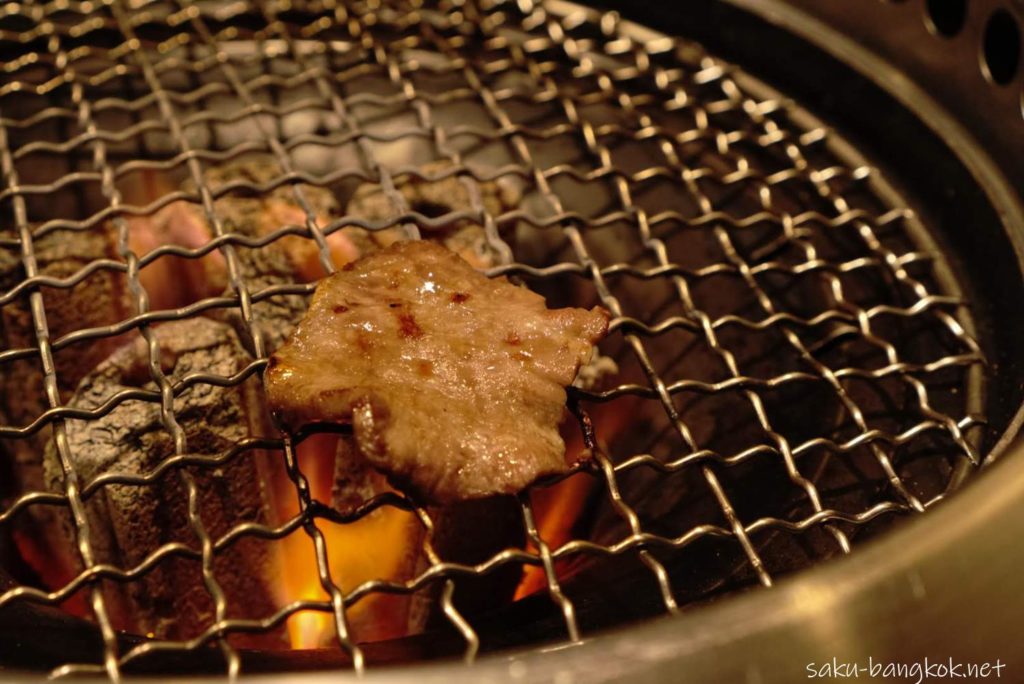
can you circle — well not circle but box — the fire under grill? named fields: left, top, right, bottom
left=0, top=0, right=1006, bottom=680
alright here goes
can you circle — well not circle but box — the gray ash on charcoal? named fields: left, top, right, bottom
left=343, top=160, right=521, bottom=270
left=179, top=155, right=343, bottom=355
left=0, top=225, right=137, bottom=495
left=41, top=317, right=281, bottom=645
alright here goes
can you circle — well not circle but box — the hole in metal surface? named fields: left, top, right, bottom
left=925, top=0, right=968, bottom=37
left=981, top=8, right=1021, bottom=84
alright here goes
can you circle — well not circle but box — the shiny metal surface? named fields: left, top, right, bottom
left=781, top=0, right=1024, bottom=199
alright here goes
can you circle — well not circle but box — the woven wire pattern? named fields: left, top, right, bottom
left=0, top=0, right=987, bottom=680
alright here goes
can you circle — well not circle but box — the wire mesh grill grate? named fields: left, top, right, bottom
left=0, top=0, right=987, bottom=680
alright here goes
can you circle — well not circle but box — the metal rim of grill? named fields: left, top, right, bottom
left=0, top=0, right=1019, bottom=681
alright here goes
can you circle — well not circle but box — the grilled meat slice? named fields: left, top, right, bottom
left=265, top=240, right=610, bottom=504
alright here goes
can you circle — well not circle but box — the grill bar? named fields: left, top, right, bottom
left=458, top=8, right=774, bottom=602
left=0, top=0, right=989, bottom=679
left=0, top=38, right=126, bottom=683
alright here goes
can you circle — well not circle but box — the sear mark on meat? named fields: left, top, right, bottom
left=265, top=240, right=610, bottom=504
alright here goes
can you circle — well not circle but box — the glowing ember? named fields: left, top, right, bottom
left=258, top=202, right=360, bottom=282
left=12, top=529, right=89, bottom=619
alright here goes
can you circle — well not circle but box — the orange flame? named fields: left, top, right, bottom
left=516, top=400, right=638, bottom=599
left=269, top=214, right=412, bottom=650
left=275, top=433, right=420, bottom=649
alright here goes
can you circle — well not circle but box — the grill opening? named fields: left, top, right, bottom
left=0, top=0, right=1006, bottom=678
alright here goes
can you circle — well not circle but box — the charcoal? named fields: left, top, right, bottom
left=0, top=224, right=136, bottom=495
left=17, top=158, right=531, bottom=647
left=426, top=496, right=524, bottom=625
left=181, top=155, right=346, bottom=354
left=327, top=438, right=525, bottom=644
left=345, top=161, right=521, bottom=269
left=41, top=317, right=282, bottom=647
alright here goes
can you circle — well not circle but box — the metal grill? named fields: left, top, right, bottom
left=0, top=0, right=988, bottom=680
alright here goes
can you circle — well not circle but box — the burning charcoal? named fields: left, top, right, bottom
left=274, top=433, right=431, bottom=647
left=335, top=445, right=526, bottom=641
left=16, top=163, right=534, bottom=648
left=424, top=495, right=525, bottom=625
left=1, top=184, right=240, bottom=598
left=0, top=225, right=137, bottom=495
left=344, top=161, right=521, bottom=269
left=128, top=201, right=229, bottom=312
left=176, top=155, right=354, bottom=354
left=197, top=155, right=351, bottom=279
left=0, top=169, right=262, bottom=495
left=26, top=253, right=530, bottom=648
left=40, top=317, right=282, bottom=647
